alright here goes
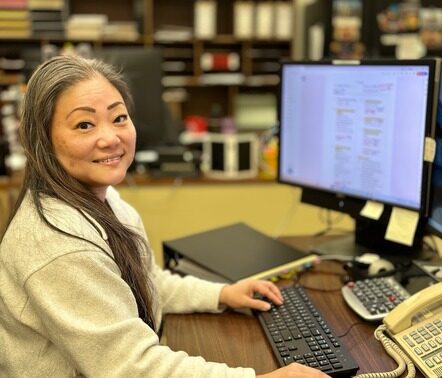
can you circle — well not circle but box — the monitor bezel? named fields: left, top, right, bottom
left=277, top=59, right=438, bottom=216
left=427, top=59, right=442, bottom=238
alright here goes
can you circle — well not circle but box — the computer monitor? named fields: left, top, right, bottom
left=94, top=47, right=180, bottom=151
left=278, top=59, right=438, bottom=260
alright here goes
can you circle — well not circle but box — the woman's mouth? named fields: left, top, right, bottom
left=94, top=155, right=123, bottom=164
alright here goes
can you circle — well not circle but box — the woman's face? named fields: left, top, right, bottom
left=51, top=74, right=136, bottom=201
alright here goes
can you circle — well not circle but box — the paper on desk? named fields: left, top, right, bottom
left=360, top=201, right=384, bottom=220
left=385, top=207, right=419, bottom=246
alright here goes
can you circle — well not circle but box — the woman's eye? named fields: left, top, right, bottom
left=76, top=122, right=93, bottom=130
left=114, top=114, right=128, bottom=123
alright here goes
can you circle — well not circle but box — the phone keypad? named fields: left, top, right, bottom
left=341, top=277, right=410, bottom=322
left=403, top=319, right=442, bottom=373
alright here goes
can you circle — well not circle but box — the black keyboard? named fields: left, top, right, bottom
left=255, top=284, right=359, bottom=377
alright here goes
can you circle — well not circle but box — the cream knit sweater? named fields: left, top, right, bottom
left=0, top=187, right=255, bottom=378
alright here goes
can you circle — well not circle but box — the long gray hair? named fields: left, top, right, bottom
left=5, top=55, right=156, bottom=329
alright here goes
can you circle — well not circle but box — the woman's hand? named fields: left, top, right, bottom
left=219, top=279, right=283, bottom=311
left=257, top=363, right=331, bottom=378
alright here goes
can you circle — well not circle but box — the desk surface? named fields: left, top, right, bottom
left=162, top=235, right=426, bottom=377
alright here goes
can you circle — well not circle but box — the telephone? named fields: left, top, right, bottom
left=355, top=282, right=442, bottom=378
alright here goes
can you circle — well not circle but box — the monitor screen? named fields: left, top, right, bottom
left=278, top=59, right=438, bottom=257
left=279, top=60, right=436, bottom=213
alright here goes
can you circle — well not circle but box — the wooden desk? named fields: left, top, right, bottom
left=162, top=235, right=425, bottom=377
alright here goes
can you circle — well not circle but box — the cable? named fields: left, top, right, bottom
left=312, top=227, right=353, bottom=237
left=295, top=265, right=346, bottom=292
left=297, top=282, right=342, bottom=292
left=336, top=321, right=366, bottom=338
left=354, top=325, right=416, bottom=378
left=313, top=208, right=352, bottom=237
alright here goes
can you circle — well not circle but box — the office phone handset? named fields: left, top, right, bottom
left=355, top=282, right=442, bottom=378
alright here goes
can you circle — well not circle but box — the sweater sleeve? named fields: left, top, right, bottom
left=22, top=250, right=255, bottom=378
left=152, top=263, right=227, bottom=314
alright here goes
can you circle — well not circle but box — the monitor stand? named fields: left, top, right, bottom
left=310, top=234, right=365, bottom=258
left=310, top=219, right=431, bottom=265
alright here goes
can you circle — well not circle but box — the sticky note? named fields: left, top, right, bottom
left=424, top=137, right=436, bottom=162
left=360, top=201, right=384, bottom=220
left=385, top=207, right=419, bottom=246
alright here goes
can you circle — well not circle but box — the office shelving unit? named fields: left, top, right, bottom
left=0, top=0, right=294, bottom=122
left=372, top=0, right=442, bottom=58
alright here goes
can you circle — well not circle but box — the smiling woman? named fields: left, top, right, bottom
left=0, top=55, right=329, bottom=378
left=50, top=75, right=136, bottom=201
left=4, top=55, right=158, bottom=332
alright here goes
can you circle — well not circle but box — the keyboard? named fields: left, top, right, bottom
left=255, top=284, right=359, bottom=377
left=341, top=277, right=410, bottom=322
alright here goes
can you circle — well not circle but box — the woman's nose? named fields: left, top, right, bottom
left=96, top=124, right=121, bottom=148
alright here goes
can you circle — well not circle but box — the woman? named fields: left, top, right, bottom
left=0, top=55, right=329, bottom=378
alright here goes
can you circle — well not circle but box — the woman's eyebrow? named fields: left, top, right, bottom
left=108, top=101, right=125, bottom=110
left=66, top=106, right=95, bottom=119
left=65, top=101, right=125, bottom=120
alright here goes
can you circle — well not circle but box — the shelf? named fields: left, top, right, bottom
left=0, top=0, right=293, bottom=121
left=162, top=74, right=279, bottom=88
left=0, top=36, right=149, bottom=46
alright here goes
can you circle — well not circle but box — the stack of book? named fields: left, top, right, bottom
left=0, top=57, right=25, bottom=85
left=28, top=0, right=66, bottom=39
left=0, top=0, right=30, bottom=39
left=161, top=45, right=194, bottom=87
left=233, top=0, right=293, bottom=41
left=154, top=25, right=193, bottom=42
left=65, top=14, right=107, bottom=40
left=28, top=0, right=64, bottom=9
left=103, top=21, right=140, bottom=41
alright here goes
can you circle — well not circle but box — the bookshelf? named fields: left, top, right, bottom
left=0, top=0, right=294, bottom=125
left=151, top=0, right=293, bottom=122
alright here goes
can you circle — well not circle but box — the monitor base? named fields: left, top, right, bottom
left=309, top=234, right=363, bottom=257
left=310, top=233, right=432, bottom=265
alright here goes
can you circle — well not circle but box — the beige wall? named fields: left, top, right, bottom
left=117, top=182, right=354, bottom=266
left=0, top=182, right=355, bottom=266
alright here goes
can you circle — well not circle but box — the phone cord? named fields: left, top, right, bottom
left=354, top=324, right=416, bottom=378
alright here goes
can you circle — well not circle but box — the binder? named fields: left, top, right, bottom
left=194, top=0, right=217, bottom=40
left=233, top=0, right=254, bottom=39
left=163, top=223, right=317, bottom=283
left=274, top=1, right=292, bottom=40
left=255, top=1, right=273, bottom=40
